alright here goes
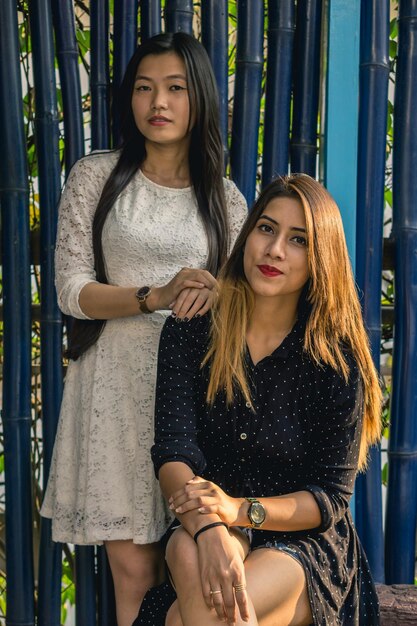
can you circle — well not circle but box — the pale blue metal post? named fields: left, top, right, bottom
left=323, top=0, right=361, bottom=519
left=323, top=0, right=360, bottom=265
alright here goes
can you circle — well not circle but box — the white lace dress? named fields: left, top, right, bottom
left=41, top=151, right=247, bottom=545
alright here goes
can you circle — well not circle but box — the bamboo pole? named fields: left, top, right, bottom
left=290, top=0, right=322, bottom=176
left=0, top=1, right=34, bottom=623
left=141, top=0, right=162, bottom=40
left=113, top=0, right=139, bottom=145
left=201, top=0, right=229, bottom=159
left=262, top=0, right=295, bottom=184
left=165, top=0, right=194, bottom=34
left=354, top=0, right=389, bottom=584
left=230, top=0, right=264, bottom=203
left=385, top=0, right=417, bottom=584
left=28, top=0, right=63, bottom=622
left=52, top=1, right=85, bottom=172
left=91, top=0, right=111, bottom=150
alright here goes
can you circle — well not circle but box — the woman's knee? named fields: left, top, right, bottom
left=106, top=540, right=165, bottom=589
left=165, top=527, right=198, bottom=576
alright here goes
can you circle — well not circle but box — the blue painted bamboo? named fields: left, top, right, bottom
left=385, top=0, right=417, bottom=583
left=201, top=0, right=229, bottom=156
left=51, top=0, right=85, bottom=171
left=140, top=0, right=162, bottom=40
left=113, top=0, right=139, bottom=145
left=0, top=2, right=34, bottom=624
left=290, top=0, right=322, bottom=177
left=165, top=0, right=194, bottom=34
left=230, top=0, right=264, bottom=204
left=354, top=0, right=389, bottom=584
left=91, top=0, right=110, bottom=150
left=262, top=0, right=295, bottom=185
left=75, top=547, right=96, bottom=626
left=28, top=1, right=63, bottom=623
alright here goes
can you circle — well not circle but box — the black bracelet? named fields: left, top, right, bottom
left=193, top=522, right=229, bottom=543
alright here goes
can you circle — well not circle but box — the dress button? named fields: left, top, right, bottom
left=241, top=458, right=245, bottom=462
left=240, top=432, right=247, bottom=440
left=245, top=401, right=251, bottom=408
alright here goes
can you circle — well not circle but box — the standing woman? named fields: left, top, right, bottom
left=41, top=32, right=247, bottom=626
left=143, top=174, right=381, bottom=625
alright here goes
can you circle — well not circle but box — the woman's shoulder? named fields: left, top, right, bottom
left=67, top=149, right=120, bottom=183
left=222, top=178, right=248, bottom=236
left=222, top=177, right=245, bottom=201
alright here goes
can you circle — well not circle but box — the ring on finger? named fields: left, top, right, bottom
left=209, top=590, right=222, bottom=595
left=233, top=583, right=247, bottom=592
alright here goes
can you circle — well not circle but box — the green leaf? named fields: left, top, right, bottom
left=390, top=17, right=398, bottom=39
left=381, top=462, right=388, bottom=486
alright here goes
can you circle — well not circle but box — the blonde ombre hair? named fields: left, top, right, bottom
left=203, top=174, right=382, bottom=469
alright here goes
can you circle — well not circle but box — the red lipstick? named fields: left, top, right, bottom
left=257, top=264, right=283, bottom=277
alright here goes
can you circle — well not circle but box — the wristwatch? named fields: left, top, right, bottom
left=135, top=286, right=153, bottom=314
left=246, top=497, right=266, bottom=528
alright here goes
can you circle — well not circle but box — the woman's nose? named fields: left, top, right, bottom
left=268, top=235, right=286, bottom=259
left=151, top=90, right=168, bottom=111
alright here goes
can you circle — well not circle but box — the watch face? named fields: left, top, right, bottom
left=136, top=286, right=151, bottom=301
left=250, top=502, right=265, bottom=525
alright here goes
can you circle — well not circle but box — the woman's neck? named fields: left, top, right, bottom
left=142, top=141, right=191, bottom=188
left=246, top=296, right=299, bottom=364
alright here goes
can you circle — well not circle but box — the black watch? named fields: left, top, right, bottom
left=246, top=497, right=266, bottom=528
left=135, top=286, right=153, bottom=314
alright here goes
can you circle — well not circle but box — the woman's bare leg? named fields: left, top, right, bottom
left=166, top=538, right=313, bottom=626
left=243, top=548, right=312, bottom=626
left=105, top=539, right=165, bottom=626
left=165, top=527, right=257, bottom=626
left=165, top=601, right=182, bottom=626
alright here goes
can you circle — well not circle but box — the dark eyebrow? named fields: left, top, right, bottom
left=258, top=214, right=306, bottom=233
left=134, top=73, right=187, bottom=81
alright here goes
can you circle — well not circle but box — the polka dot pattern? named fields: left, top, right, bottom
left=150, top=315, right=379, bottom=625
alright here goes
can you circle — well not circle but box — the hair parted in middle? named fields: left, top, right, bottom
left=204, top=174, right=382, bottom=469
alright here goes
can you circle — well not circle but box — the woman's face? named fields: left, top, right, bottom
left=243, top=196, right=309, bottom=303
left=131, top=51, right=192, bottom=148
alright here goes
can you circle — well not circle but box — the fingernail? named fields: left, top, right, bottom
left=175, top=507, right=182, bottom=513
left=195, top=313, right=201, bottom=318
left=183, top=317, right=189, bottom=323
left=198, top=507, right=205, bottom=513
left=171, top=312, right=177, bottom=318
left=169, top=503, right=174, bottom=510
left=175, top=318, right=182, bottom=324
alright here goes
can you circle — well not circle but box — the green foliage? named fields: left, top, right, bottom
left=61, top=558, right=76, bottom=624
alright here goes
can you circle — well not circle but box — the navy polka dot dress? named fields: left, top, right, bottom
left=136, top=315, right=379, bottom=626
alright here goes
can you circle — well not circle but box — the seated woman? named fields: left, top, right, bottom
left=138, top=174, right=382, bottom=626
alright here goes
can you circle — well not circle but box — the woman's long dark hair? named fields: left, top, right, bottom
left=66, top=32, right=229, bottom=360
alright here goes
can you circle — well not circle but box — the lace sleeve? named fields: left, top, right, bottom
left=54, top=154, right=114, bottom=319
left=224, top=179, right=248, bottom=251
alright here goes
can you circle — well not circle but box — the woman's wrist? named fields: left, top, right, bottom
left=144, top=286, right=162, bottom=312
left=230, top=497, right=249, bottom=527
left=194, top=522, right=228, bottom=543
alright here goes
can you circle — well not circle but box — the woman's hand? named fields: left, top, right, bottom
left=169, top=477, right=244, bottom=526
left=197, top=525, right=250, bottom=624
left=170, top=286, right=218, bottom=320
left=149, top=268, right=218, bottom=314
